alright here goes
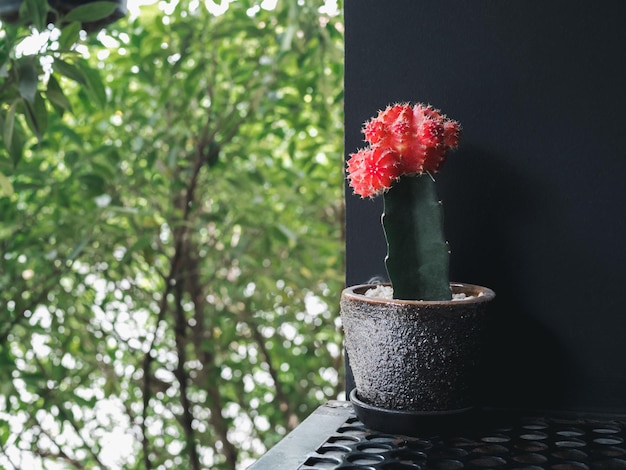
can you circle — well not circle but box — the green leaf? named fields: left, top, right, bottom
left=79, top=173, right=106, bottom=195
left=17, top=59, right=38, bottom=103
left=59, top=21, right=82, bottom=51
left=0, top=172, right=14, bottom=198
left=67, top=236, right=90, bottom=261
left=46, top=74, right=73, bottom=113
left=0, top=48, right=9, bottom=78
left=6, top=117, right=25, bottom=166
left=23, top=93, right=48, bottom=141
left=276, top=223, right=297, bottom=243
left=3, top=102, right=17, bottom=151
left=63, top=1, right=118, bottom=23
left=21, top=0, right=49, bottom=31
left=60, top=127, right=83, bottom=146
left=53, top=59, right=87, bottom=85
left=77, top=60, right=107, bottom=108
left=0, top=418, right=10, bottom=443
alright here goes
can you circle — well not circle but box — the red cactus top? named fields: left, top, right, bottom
left=347, top=103, right=461, bottom=198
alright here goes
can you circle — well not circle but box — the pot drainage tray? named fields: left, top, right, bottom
left=350, top=389, right=477, bottom=437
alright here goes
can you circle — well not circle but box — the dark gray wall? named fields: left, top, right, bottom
left=345, top=0, right=626, bottom=413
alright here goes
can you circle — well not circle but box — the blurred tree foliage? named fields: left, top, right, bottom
left=0, top=0, right=345, bottom=468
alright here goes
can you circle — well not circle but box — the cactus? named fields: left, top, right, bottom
left=383, top=174, right=451, bottom=300
left=346, top=103, right=460, bottom=300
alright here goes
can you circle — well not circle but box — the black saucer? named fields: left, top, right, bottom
left=349, top=389, right=478, bottom=437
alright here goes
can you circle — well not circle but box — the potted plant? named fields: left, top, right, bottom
left=342, top=102, right=495, bottom=435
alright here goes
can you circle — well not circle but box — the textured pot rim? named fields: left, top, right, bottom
left=342, top=282, right=495, bottom=306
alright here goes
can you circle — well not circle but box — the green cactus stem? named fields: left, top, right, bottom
left=382, top=174, right=452, bottom=301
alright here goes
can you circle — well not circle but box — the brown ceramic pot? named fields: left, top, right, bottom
left=341, top=283, right=495, bottom=414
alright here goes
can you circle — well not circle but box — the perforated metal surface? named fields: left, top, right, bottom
left=298, top=410, right=626, bottom=469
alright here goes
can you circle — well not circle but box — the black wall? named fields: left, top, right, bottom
left=345, top=0, right=626, bottom=414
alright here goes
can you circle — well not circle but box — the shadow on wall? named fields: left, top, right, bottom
left=440, top=146, right=572, bottom=411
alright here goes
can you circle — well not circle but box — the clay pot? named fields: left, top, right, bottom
left=341, top=283, right=495, bottom=416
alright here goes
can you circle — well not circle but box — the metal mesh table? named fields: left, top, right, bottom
left=249, top=401, right=626, bottom=469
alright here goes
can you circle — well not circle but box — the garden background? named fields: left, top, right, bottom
left=0, top=0, right=345, bottom=468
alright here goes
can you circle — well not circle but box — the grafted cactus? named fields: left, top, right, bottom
left=346, top=103, right=460, bottom=301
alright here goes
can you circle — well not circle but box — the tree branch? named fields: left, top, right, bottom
left=36, top=426, right=87, bottom=470
left=141, top=134, right=207, bottom=468
left=248, top=316, right=299, bottom=430
left=183, top=241, right=239, bottom=469
left=30, top=356, right=107, bottom=468
left=173, top=277, right=201, bottom=470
